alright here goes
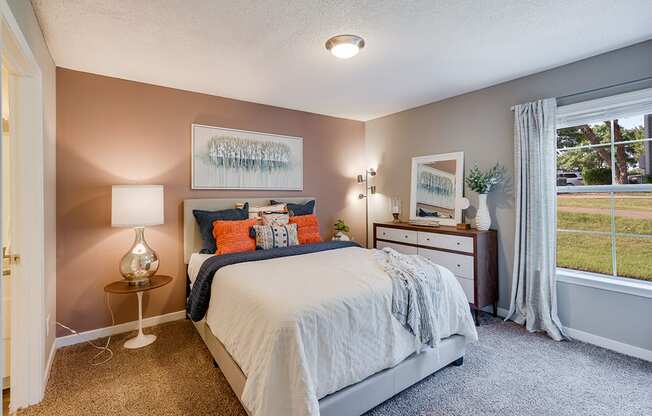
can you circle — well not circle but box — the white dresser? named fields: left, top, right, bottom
left=374, top=222, right=498, bottom=323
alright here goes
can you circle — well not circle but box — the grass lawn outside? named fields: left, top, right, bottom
left=558, top=193, right=652, bottom=211
left=557, top=194, right=652, bottom=282
left=557, top=232, right=652, bottom=281
left=557, top=212, right=652, bottom=235
left=557, top=232, right=613, bottom=275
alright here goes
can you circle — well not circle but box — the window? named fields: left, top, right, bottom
left=556, top=91, right=652, bottom=283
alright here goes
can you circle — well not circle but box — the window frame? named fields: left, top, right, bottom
left=555, top=88, right=652, bottom=288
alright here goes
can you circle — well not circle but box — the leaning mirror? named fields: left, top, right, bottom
left=409, top=152, right=464, bottom=226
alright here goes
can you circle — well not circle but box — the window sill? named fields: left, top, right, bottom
left=556, top=268, right=652, bottom=299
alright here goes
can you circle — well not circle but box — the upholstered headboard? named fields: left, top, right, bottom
left=183, top=197, right=316, bottom=263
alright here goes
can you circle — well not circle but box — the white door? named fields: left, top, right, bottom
left=0, top=4, right=48, bottom=413
left=1, top=63, right=11, bottom=398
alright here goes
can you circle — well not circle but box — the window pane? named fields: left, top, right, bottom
left=557, top=121, right=612, bottom=186
left=613, top=114, right=651, bottom=185
left=612, top=141, right=649, bottom=185
left=557, top=231, right=613, bottom=276
left=557, top=122, right=611, bottom=150
left=614, top=192, right=652, bottom=235
left=557, top=193, right=611, bottom=233
left=615, top=236, right=652, bottom=282
left=557, top=147, right=612, bottom=186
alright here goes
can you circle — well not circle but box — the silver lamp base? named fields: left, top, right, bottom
left=120, top=227, right=159, bottom=285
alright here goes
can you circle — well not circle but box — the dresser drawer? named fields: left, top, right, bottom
left=417, top=247, right=474, bottom=280
left=377, top=227, right=418, bottom=244
left=456, top=276, right=475, bottom=303
left=417, top=231, right=474, bottom=254
left=376, top=240, right=418, bottom=255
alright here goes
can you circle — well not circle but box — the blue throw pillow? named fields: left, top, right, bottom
left=270, top=200, right=315, bottom=216
left=193, top=203, right=249, bottom=254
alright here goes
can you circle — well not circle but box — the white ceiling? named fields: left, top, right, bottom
left=32, top=0, right=652, bottom=121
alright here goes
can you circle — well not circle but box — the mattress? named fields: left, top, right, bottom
left=187, top=252, right=213, bottom=288
left=191, top=246, right=477, bottom=416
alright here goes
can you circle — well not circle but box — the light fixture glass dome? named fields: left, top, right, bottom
left=325, top=35, right=365, bottom=59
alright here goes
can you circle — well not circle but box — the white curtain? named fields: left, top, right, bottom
left=507, top=98, right=566, bottom=341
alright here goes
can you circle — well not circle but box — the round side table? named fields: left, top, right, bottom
left=104, top=275, right=173, bottom=349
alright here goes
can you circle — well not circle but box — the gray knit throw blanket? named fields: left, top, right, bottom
left=374, top=247, right=443, bottom=351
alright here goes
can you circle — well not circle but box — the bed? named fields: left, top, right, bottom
left=184, top=197, right=477, bottom=416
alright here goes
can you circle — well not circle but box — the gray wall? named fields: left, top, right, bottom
left=557, top=283, right=651, bottom=350
left=365, top=40, right=652, bottom=351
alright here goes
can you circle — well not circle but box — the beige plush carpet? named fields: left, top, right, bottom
left=18, top=317, right=652, bottom=416
left=18, top=320, right=246, bottom=416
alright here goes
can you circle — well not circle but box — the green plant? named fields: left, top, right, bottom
left=465, top=163, right=504, bottom=194
left=643, top=174, right=652, bottom=184
left=582, top=167, right=612, bottom=185
left=334, top=219, right=350, bottom=233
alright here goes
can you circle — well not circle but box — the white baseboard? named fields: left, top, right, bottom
left=56, top=310, right=187, bottom=348
left=563, top=326, right=652, bottom=362
left=43, top=340, right=57, bottom=387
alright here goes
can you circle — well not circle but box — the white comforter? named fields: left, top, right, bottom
left=203, top=246, right=477, bottom=416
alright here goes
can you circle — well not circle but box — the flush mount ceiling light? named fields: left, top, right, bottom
left=325, top=34, right=365, bottom=59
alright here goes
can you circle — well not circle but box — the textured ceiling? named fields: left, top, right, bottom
left=32, top=0, right=652, bottom=121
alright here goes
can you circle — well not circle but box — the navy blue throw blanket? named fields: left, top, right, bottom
left=187, top=240, right=360, bottom=321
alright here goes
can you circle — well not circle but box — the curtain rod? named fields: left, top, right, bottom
left=510, top=75, right=652, bottom=111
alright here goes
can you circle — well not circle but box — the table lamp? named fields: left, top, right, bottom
left=111, top=185, right=164, bottom=285
left=390, top=197, right=401, bottom=223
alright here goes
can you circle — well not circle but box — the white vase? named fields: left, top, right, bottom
left=333, top=231, right=350, bottom=241
left=476, top=193, right=491, bottom=231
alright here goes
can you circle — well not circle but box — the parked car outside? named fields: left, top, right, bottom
left=557, top=172, right=583, bottom=186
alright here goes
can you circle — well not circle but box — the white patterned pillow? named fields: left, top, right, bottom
left=253, top=223, right=299, bottom=250
left=261, top=212, right=290, bottom=225
left=247, top=203, right=288, bottom=220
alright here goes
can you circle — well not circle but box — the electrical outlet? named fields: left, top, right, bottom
left=46, top=314, right=50, bottom=336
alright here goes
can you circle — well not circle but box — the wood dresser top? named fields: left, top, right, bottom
left=374, top=222, right=496, bottom=236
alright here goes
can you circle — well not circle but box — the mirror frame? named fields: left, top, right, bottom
left=409, top=151, right=464, bottom=226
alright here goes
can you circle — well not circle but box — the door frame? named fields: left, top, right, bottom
left=0, top=1, right=46, bottom=412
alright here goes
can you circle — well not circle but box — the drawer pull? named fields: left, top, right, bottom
left=456, top=242, right=461, bottom=246
left=457, top=264, right=461, bottom=267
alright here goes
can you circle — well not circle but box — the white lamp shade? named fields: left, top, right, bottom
left=112, top=185, right=164, bottom=227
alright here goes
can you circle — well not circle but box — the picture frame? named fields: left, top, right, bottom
left=191, top=124, right=303, bottom=190
left=409, top=152, right=464, bottom=226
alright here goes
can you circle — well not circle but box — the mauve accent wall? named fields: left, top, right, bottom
left=57, top=68, right=365, bottom=334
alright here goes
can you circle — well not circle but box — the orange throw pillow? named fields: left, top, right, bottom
left=212, top=219, right=257, bottom=255
left=289, top=214, right=322, bottom=245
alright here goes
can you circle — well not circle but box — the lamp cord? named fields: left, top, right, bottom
left=56, top=292, right=115, bottom=365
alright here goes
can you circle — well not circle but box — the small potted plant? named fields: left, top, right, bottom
left=465, top=163, right=504, bottom=230
left=333, top=219, right=351, bottom=241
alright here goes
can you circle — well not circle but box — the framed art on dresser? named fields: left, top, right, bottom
left=191, top=124, right=303, bottom=190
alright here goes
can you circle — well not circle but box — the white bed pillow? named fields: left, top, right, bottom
left=246, top=203, right=288, bottom=220
left=261, top=212, right=290, bottom=225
